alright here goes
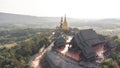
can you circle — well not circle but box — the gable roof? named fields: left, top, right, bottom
left=79, top=29, right=102, bottom=46
left=70, top=29, right=103, bottom=59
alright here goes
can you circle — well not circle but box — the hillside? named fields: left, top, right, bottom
left=0, top=12, right=120, bottom=68
left=0, top=12, right=120, bottom=35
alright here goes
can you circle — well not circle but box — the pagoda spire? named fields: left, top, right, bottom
left=61, top=16, right=63, bottom=22
left=60, top=17, right=63, bottom=28
left=59, top=14, right=68, bottom=30
left=64, top=14, right=66, bottom=22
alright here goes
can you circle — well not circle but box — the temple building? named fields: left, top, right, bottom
left=60, top=15, right=69, bottom=30
left=45, top=15, right=118, bottom=68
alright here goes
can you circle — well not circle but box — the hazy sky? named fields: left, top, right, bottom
left=0, top=0, right=120, bottom=19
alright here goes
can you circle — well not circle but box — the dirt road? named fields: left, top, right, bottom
left=31, top=47, right=46, bottom=68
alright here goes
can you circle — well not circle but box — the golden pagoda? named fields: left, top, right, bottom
left=60, top=15, right=69, bottom=30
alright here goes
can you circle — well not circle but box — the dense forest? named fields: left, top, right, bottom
left=0, top=28, right=52, bottom=68
left=0, top=28, right=52, bottom=44
left=100, top=36, right=120, bottom=68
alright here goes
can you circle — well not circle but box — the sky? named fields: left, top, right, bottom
left=0, top=0, right=120, bottom=19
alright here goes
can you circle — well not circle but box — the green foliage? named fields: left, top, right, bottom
left=0, top=28, right=52, bottom=44
left=100, top=35, right=120, bottom=68
left=0, top=28, right=51, bottom=68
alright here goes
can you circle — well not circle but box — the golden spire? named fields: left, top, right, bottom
left=61, top=14, right=68, bottom=30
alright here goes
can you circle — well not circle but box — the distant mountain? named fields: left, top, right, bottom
left=0, top=12, right=60, bottom=23
left=0, top=12, right=82, bottom=29
left=0, top=12, right=120, bottom=30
